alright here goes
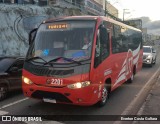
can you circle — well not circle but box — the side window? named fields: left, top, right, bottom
left=112, top=24, right=123, bottom=53
left=94, top=25, right=109, bottom=68
left=128, top=29, right=141, bottom=50
left=121, top=27, right=128, bottom=52
left=94, top=29, right=101, bottom=68
left=101, top=22, right=110, bottom=60
left=96, top=32, right=101, bottom=58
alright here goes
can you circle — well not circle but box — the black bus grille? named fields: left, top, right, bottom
left=31, top=67, right=74, bottom=76
left=24, top=63, right=74, bottom=76
left=31, top=90, right=72, bottom=103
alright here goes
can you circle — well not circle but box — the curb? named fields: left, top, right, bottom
left=114, top=66, right=160, bottom=124
left=136, top=75, right=160, bottom=115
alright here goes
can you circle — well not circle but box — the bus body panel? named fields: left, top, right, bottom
left=22, top=69, right=100, bottom=106
left=22, top=16, right=143, bottom=106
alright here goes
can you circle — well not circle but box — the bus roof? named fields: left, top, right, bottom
left=43, top=16, right=141, bottom=32
left=44, top=16, right=99, bottom=23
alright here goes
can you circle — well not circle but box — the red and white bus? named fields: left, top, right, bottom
left=22, top=16, right=143, bottom=106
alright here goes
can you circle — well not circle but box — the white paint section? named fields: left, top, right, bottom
left=0, top=98, right=29, bottom=110
left=113, top=60, right=127, bottom=87
left=118, top=64, right=126, bottom=78
left=104, top=69, right=112, bottom=76
left=132, top=44, right=141, bottom=65
left=133, top=44, right=140, bottom=57
left=122, top=59, right=126, bottom=67
left=115, top=73, right=126, bottom=86
left=133, top=53, right=140, bottom=65
left=0, top=110, right=8, bottom=115
left=113, top=44, right=141, bottom=87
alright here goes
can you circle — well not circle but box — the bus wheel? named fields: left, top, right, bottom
left=0, top=84, right=8, bottom=101
left=127, top=73, right=134, bottom=83
left=97, top=85, right=110, bottom=107
left=128, top=66, right=136, bottom=83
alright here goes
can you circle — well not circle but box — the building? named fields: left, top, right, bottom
left=48, top=0, right=104, bottom=15
left=103, top=1, right=118, bottom=18
left=124, top=19, right=142, bottom=30
left=86, top=0, right=118, bottom=18
left=84, top=0, right=104, bottom=15
left=1, top=0, right=119, bottom=18
left=48, top=0, right=119, bottom=17
left=0, top=0, right=12, bottom=3
left=142, top=28, right=160, bottom=45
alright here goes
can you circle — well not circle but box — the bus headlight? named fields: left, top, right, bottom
left=22, top=76, right=33, bottom=85
left=67, top=81, right=91, bottom=89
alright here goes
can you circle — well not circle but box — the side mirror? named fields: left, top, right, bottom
left=153, top=50, right=156, bottom=53
left=29, top=28, right=38, bottom=45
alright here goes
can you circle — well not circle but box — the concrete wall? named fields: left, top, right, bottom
left=0, top=4, right=82, bottom=56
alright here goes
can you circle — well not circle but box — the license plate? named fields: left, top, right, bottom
left=43, top=98, right=56, bottom=103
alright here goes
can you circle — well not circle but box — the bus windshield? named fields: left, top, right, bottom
left=27, top=20, right=96, bottom=63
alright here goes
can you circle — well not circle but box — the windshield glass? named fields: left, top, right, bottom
left=143, top=47, right=151, bottom=53
left=27, top=20, right=96, bottom=63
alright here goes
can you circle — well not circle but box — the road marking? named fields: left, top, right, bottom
left=0, top=110, right=8, bottom=115
left=0, top=98, right=29, bottom=110
left=0, top=98, right=64, bottom=124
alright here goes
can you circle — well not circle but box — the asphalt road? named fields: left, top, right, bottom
left=0, top=44, right=160, bottom=124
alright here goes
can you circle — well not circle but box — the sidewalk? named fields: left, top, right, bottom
left=134, top=75, right=160, bottom=124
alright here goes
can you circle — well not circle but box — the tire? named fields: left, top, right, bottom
left=97, top=84, right=110, bottom=107
left=128, top=66, right=136, bottom=83
left=149, top=60, right=153, bottom=67
left=0, top=84, right=8, bottom=101
left=153, top=58, right=156, bottom=64
left=128, top=72, right=134, bottom=83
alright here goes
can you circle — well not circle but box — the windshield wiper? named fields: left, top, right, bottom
left=26, top=56, right=53, bottom=66
left=45, top=57, right=82, bottom=65
left=26, top=56, right=47, bottom=63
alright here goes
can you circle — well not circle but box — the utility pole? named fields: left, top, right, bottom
left=123, top=9, right=130, bottom=21
left=47, top=0, right=49, bottom=5
left=123, top=9, right=125, bottom=21
left=105, top=0, right=107, bottom=16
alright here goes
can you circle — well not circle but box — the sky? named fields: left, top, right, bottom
left=108, top=0, right=160, bottom=21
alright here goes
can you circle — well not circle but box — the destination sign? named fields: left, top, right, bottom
left=47, top=24, right=68, bottom=29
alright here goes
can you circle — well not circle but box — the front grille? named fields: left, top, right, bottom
left=24, top=63, right=74, bottom=76
left=31, top=90, right=72, bottom=103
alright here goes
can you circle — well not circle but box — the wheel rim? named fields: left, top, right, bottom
left=0, top=86, right=7, bottom=99
left=101, top=87, right=108, bottom=103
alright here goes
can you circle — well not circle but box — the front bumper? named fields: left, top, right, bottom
left=22, top=82, right=101, bottom=106
left=143, top=58, right=152, bottom=64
